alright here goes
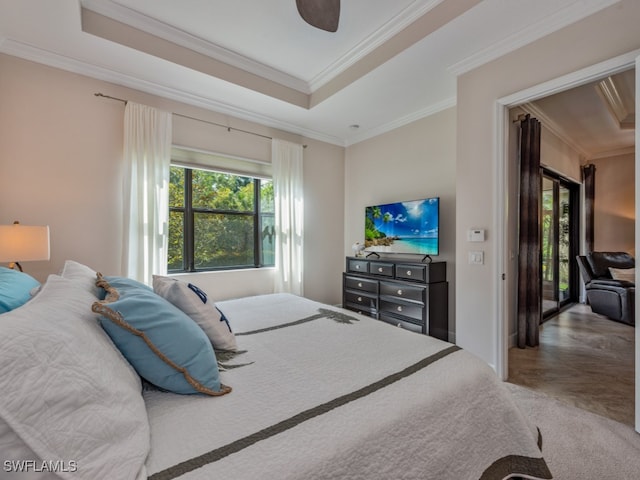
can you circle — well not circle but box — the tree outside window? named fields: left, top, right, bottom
left=168, top=165, right=274, bottom=271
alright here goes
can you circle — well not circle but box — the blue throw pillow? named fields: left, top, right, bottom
left=0, top=266, right=40, bottom=313
left=91, top=274, right=231, bottom=396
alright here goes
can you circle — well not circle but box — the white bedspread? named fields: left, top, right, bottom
left=143, top=293, right=550, bottom=480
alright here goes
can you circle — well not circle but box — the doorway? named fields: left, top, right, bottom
left=541, top=170, right=580, bottom=319
left=495, top=50, right=638, bottom=432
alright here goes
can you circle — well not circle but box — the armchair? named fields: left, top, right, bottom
left=576, top=251, right=635, bottom=326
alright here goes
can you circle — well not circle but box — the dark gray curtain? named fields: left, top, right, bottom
left=517, top=115, right=541, bottom=348
left=582, top=164, right=596, bottom=253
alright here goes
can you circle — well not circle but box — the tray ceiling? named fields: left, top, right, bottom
left=0, top=0, right=626, bottom=147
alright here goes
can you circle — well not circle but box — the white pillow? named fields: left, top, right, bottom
left=609, top=266, right=635, bottom=283
left=0, top=275, right=149, bottom=480
left=60, top=259, right=102, bottom=298
left=153, top=275, right=237, bottom=351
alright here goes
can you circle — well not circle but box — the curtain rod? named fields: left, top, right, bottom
left=513, top=113, right=529, bottom=123
left=94, top=92, right=307, bottom=147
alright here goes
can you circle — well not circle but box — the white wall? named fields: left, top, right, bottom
left=0, top=54, right=345, bottom=305
left=345, top=107, right=457, bottom=338
left=456, top=0, right=640, bottom=368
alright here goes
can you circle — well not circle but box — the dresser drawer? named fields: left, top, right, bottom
left=379, top=312, right=423, bottom=329
left=344, top=291, right=378, bottom=310
left=347, top=258, right=369, bottom=274
left=379, top=281, right=425, bottom=303
left=369, top=261, right=394, bottom=277
left=344, top=305, right=377, bottom=318
left=395, top=264, right=426, bottom=282
left=379, top=299, right=424, bottom=322
left=344, top=275, right=378, bottom=294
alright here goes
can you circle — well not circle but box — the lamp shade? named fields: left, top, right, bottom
left=0, top=223, right=50, bottom=263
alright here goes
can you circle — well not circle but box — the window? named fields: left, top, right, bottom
left=168, top=165, right=275, bottom=272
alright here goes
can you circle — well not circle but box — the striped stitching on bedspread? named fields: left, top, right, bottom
left=480, top=454, right=551, bottom=480
left=148, top=345, right=461, bottom=480
left=234, top=308, right=361, bottom=336
left=478, top=428, right=552, bottom=480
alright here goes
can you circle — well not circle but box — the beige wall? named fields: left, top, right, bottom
left=541, top=127, right=583, bottom=182
left=457, top=0, right=640, bottom=367
left=3, top=1, right=638, bottom=368
left=592, top=152, right=636, bottom=255
left=345, top=107, right=457, bottom=339
left=0, top=54, right=345, bottom=305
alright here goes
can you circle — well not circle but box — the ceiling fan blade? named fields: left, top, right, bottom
left=296, top=0, right=340, bottom=32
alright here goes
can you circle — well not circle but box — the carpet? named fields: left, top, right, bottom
left=506, top=383, right=640, bottom=479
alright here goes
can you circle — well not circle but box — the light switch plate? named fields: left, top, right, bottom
left=468, top=251, right=484, bottom=265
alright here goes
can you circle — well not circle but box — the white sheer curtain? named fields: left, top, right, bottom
left=122, top=102, right=172, bottom=285
left=272, top=139, right=304, bottom=295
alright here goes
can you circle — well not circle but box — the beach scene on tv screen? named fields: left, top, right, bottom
left=365, top=198, right=439, bottom=255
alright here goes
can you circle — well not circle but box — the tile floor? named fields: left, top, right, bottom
left=508, top=303, right=635, bottom=426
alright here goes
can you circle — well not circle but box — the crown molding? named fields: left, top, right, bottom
left=345, top=95, right=456, bottom=146
left=0, top=38, right=344, bottom=146
left=80, top=0, right=310, bottom=94
left=81, top=0, right=447, bottom=95
left=588, top=145, right=635, bottom=161
left=2, top=36, right=447, bottom=148
left=308, top=0, right=445, bottom=91
left=520, top=101, right=636, bottom=162
left=519, top=102, right=590, bottom=159
left=597, top=76, right=635, bottom=129
left=448, top=0, right=620, bottom=76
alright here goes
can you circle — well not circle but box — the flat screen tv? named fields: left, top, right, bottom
left=364, top=197, right=439, bottom=256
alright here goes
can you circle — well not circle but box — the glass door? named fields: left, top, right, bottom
left=558, top=184, right=571, bottom=305
left=541, top=177, right=556, bottom=316
left=541, top=171, right=579, bottom=319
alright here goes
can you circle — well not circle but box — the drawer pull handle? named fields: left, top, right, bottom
left=397, top=306, right=403, bottom=312
left=378, top=267, right=383, bottom=272
left=406, top=270, right=412, bottom=276
left=357, top=282, right=363, bottom=288
left=397, top=289, right=403, bottom=295
left=355, top=265, right=360, bottom=269
left=357, top=296, right=362, bottom=302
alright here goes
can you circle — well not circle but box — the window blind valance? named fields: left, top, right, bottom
left=171, top=146, right=272, bottom=179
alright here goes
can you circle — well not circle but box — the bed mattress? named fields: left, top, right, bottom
left=143, top=293, right=551, bottom=480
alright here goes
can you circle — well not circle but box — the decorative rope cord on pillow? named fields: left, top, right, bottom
left=96, top=274, right=120, bottom=302
left=92, top=273, right=231, bottom=397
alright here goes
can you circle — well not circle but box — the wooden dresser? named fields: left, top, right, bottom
left=342, top=256, right=448, bottom=341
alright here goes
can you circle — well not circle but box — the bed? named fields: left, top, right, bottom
left=0, top=261, right=552, bottom=480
